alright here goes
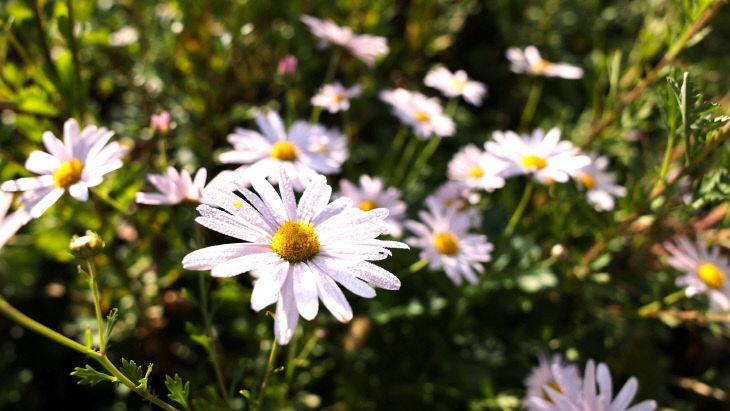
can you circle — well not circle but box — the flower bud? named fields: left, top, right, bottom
left=150, top=111, right=171, bottom=133
left=69, top=230, right=105, bottom=258
left=277, top=55, right=298, bottom=76
left=550, top=244, right=567, bottom=260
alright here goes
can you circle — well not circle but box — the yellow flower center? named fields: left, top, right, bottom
left=578, top=173, right=595, bottom=189
left=450, top=79, right=466, bottom=90
left=522, top=155, right=547, bottom=170
left=531, top=59, right=553, bottom=74
left=333, top=93, right=346, bottom=102
left=698, top=263, right=725, bottom=290
left=271, top=220, right=320, bottom=263
left=542, top=381, right=563, bottom=403
left=359, top=200, right=379, bottom=212
left=434, top=232, right=459, bottom=255
left=270, top=141, right=297, bottom=161
left=53, top=159, right=83, bottom=188
left=414, top=111, right=430, bottom=122
left=467, top=166, right=484, bottom=178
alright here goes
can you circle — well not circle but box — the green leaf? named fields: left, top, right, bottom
left=120, top=358, right=143, bottom=385
left=70, top=364, right=116, bottom=386
left=165, top=374, right=191, bottom=410
left=139, top=363, right=153, bottom=391
left=104, top=308, right=118, bottom=344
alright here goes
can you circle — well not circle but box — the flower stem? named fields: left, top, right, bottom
left=91, top=187, right=132, bottom=216
left=310, top=48, right=342, bottom=124
left=392, top=134, right=420, bottom=185
left=198, top=272, right=231, bottom=405
left=638, top=289, right=687, bottom=316
left=502, top=179, right=535, bottom=241
left=381, top=125, right=408, bottom=178
left=0, top=293, right=181, bottom=411
left=87, top=258, right=106, bottom=355
left=255, top=338, right=279, bottom=411
left=518, top=79, right=543, bottom=132
left=403, top=136, right=442, bottom=191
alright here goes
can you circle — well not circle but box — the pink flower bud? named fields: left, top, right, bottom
left=277, top=55, right=298, bottom=76
left=150, top=111, right=171, bottom=133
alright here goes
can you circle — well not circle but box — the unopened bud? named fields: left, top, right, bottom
left=277, top=55, right=298, bottom=76
left=551, top=244, right=567, bottom=260
left=69, top=230, right=105, bottom=258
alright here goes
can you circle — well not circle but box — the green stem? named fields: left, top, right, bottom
left=408, top=258, right=429, bottom=273
left=0, top=294, right=180, bottom=411
left=502, top=180, right=535, bottom=242
left=381, top=125, right=408, bottom=178
left=654, top=127, right=678, bottom=194
left=392, top=134, right=419, bottom=185
left=91, top=188, right=132, bottom=216
left=30, top=0, right=59, bottom=81
left=255, top=338, right=279, bottom=411
left=310, top=48, right=342, bottom=124
left=65, top=0, right=84, bottom=117
left=518, top=79, right=543, bottom=132
left=198, top=272, right=230, bottom=405
left=87, top=258, right=106, bottom=354
left=403, top=136, right=442, bottom=190
left=638, top=289, right=686, bottom=316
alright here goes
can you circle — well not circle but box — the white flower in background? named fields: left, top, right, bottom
left=380, top=88, right=455, bottom=139
left=538, top=359, right=657, bottom=411
left=1, top=119, right=129, bottom=218
left=485, top=128, right=590, bottom=185
left=664, top=237, right=730, bottom=312
left=575, top=154, right=627, bottom=211
left=0, top=191, right=32, bottom=249
left=109, top=26, right=139, bottom=47
left=301, top=15, right=388, bottom=67
left=338, top=175, right=406, bottom=237
left=448, top=144, right=506, bottom=192
left=524, top=354, right=582, bottom=411
left=182, top=171, right=407, bottom=344
left=506, top=46, right=583, bottom=79
left=424, top=66, right=487, bottom=106
left=218, top=111, right=346, bottom=191
left=428, top=182, right=482, bottom=228
left=405, top=198, right=492, bottom=285
left=311, top=82, right=362, bottom=113
left=135, top=167, right=207, bottom=205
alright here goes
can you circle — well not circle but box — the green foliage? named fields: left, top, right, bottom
left=103, top=308, right=118, bottom=346
left=70, top=365, right=116, bottom=386
left=120, top=359, right=153, bottom=391
left=165, top=374, right=191, bottom=410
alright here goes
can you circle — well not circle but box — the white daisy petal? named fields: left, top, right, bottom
left=274, top=270, right=298, bottom=344
left=210, top=252, right=281, bottom=277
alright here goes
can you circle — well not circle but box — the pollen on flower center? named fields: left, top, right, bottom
left=578, top=173, right=596, bottom=189
left=542, top=381, right=563, bottom=403
left=333, top=93, right=346, bottom=102
left=271, top=220, right=320, bottom=263
left=522, top=154, right=547, bottom=170
left=697, top=263, right=725, bottom=289
left=467, top=166, right=484, bottom=178
left=271, top=141, right=298, bottom=161
left=450, top=79, right=466, bottom=90
left=54, top=159, right=84, bottom=188
left=359, top=200, right=379, bottom=211
left=414, top=111, right=430, bottom=122
left=434, top=232, right=459, bottom=255
left=531, top=59, right=552, bottom=74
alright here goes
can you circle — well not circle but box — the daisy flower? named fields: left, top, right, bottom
left=506, top=46, right=583, bottom=79
left=424, top=66, right=487, bottom=106
left=218, top=111, right=346, bottom=191
left=301, top=15, right=388, bottom=67
left=664, top=236, right=730, bottom=312
left=428, top=182, right=482, bottom=228
left=540, top=359, right=657, bottom=411
left=135, top=167, right=207, bottom=205
left=380, top=88, right=455, bottom=139
left=1, top=118, right=129, bottom=218
left=182, top=171, right=407, bottom=344
left=311, top=82, right=362, bottom=113
left=575, top=154, right=627, bottom=212
left=405, top=198, right=492, bottom=285
left=0, top=191, right=32, bottom=249
left=338, top=175, right=406, bottom=237
left=447, top=144, right=506, bottom=191
left=523, top=354, right=582, bottom=411
left=485, top=128, right=590, bottom=185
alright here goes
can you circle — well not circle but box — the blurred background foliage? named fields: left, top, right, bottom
left=1, top=0, right=730, bottom=409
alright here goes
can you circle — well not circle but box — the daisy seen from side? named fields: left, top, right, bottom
left=405, top=198, right=492, bottom=285
left=136, top=167, right=207, bottom=205
left=424, top=66, right=487, bottom=106
left=380, top=88, right=455, bottom=139
left=523, top=353, right=582, bottom=411
left=311, top=82, right=362, bottom=113
left=428, top=181, right=482, bottom=228
left=218, top=111, right=346, bottom=191
left=485, top=128, right=590, bottom=185
left=448, top=144, right=506, bottom=192
left=301, top=15, right=388, bottom=67
left=1, top=118, right=129, bottom=218
left=664, top=236, right=730, bottom=312
left=338, top=175, right=406, bottom=237
left=182, top=171, right=407, bottom=344
left=575, top=154, right=627, bottom=212
left=506, top=46, right=584, bottom=79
